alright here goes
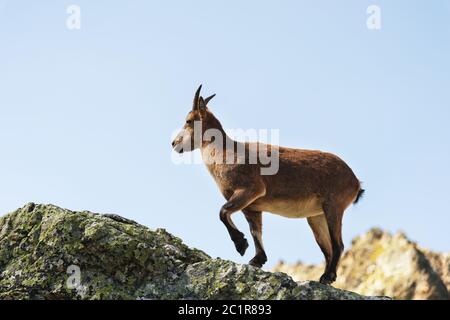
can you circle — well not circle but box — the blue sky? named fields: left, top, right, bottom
left=0, top=1, right=449, bottom=268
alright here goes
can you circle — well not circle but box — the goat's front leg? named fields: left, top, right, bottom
left=243, top=209, right=267, bottom=268
left=220, top=187, right=265, bottom=256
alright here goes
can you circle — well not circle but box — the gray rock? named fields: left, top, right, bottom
left=0, top=204, right=388, bottom=300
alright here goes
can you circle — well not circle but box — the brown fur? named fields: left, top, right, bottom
left=172, top=86, right=363, bottom=285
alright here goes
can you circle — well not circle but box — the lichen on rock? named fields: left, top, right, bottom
left=0, top=204, right=388, bottom=300
left=272, top=228, right=449, bottom=300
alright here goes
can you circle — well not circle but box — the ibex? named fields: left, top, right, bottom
left=172, top=85, right=364, bottom=284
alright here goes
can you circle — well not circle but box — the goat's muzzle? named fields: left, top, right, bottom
left=171, top=139, right=184, bottom=153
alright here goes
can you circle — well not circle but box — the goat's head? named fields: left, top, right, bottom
left=172, top=85, right=216, bottom=153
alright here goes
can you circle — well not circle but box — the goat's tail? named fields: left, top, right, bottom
left=354, top=188, right=365, bottom=204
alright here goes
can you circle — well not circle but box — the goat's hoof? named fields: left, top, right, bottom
left=234, top=238, right=249, bottom=256
left=249, top=255, right=267, bottom=268
left=319, top=272, right=337, bottom=285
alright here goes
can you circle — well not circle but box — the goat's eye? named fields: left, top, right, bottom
left=186, top=120, right=193, bottom=124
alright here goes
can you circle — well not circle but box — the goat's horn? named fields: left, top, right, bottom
left=193, top=84, right=202, bottom=110
left=204, top=94, right=216, bottom=105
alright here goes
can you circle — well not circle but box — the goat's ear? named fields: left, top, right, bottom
left=204, top=94, right=216, bottom=105
left=198, top=97, right=208, bottom=118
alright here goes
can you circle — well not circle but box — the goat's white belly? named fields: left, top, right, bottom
left=253, top=197, right=323, bottom=219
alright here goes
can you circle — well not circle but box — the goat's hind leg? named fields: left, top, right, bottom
left=220, top=188, right=265, bottom=256
left=321, top=202, right=345, bottom=285
left=307, top=215, right=333, bottom=284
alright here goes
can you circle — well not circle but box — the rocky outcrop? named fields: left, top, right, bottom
left=272, top=228, right=449, bottom=300
left=421, top=249, right=450, bottom=294
left=0, top=204, right=387, bottom=300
